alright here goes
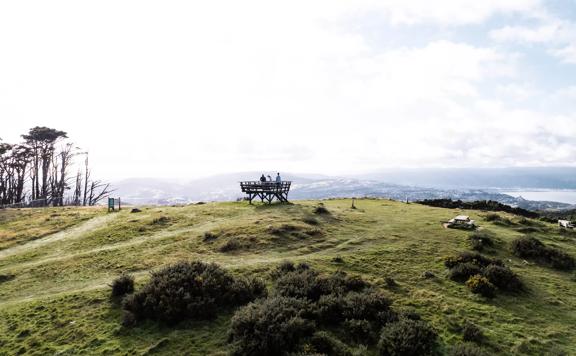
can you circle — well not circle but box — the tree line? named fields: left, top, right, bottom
left=0, top=126, right=112, bottom=207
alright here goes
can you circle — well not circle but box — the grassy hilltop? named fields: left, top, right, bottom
left=0, top=199, right=575, bottom=355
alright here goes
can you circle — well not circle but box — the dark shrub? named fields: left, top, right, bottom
left=275, top=268, right=368, bottom=302
left=462, top=322, right=484, bottom=343
left=123, top=261, right=265, bottom=323
left=384, top=277, right=397, bottom=288
left=110, top=274, right=134, bottom=298
left=231, top=277, right=268, bottom=304
left=219, top=239, right=243, bottom=252
left=448, top=263, right=482, bottom=283
left=342, top=290, right=392, bottom=323
left=310, top=331, right=352, bottom=356
left=275, top=269, right=323, bottom=300
left=484, top=213, right=501, bottom=222
left=343, top=318, right=374, bottom=342
left=482, top=264, right=523, bottom=292
left=122, top=311, right=137, bottom=327
left=511, top=236, right=545, bottom=258
left=447, top=343, right=489, bottom=356
left=444, top=252, right=503, bottom=269
left=418, top=199, right=538, bottom=219
left=314, top=205, right=330, bottom=215
left=315, top=293, right=346, bottom=324
left=229, top=296, right=315, bottom=356
left=465, top=275, right=496, bottom=298
left=468, top=231, right=495, bottom=251
left=0, top=274, right=15, bottom=284
left=270, top=261, right=310, bottom=280
left=377, top=319, right=437, bottom=356
left=511, top=236, right=575, bottom=270
left=203, top=231, right=218, bottom=241
left=332, top=256, right=345, bottom=264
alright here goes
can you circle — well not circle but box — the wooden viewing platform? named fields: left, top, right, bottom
left=240, top=181, right=292, bottom=204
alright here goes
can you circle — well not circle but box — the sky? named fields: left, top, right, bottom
left=1, top=0, right=575, bottom=180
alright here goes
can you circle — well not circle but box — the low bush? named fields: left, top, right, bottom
left=270, top=260, right=310, bottom=280
left=447, top=343, right=489, bottom=356
left=484, top=213, right=501, bottom=222
left=219, top=239, right=243, bottom=252
left=229, top=296, right=315, bottom=356
left=444, top=252, right=503, bottom=269
left=313, top=205, right=330, bottom=215
left=0, top=274, right=15, bottom=284
left=342, top=290, right=393, bottom=322
left=482, top=264, right=523, bottom=292
left=448, top=263, right=482, bottom=283
left=110, top=273, right=134, bottom=298
left=275, top=268, right=369, bottom=302
left=309, top=331, right=352, bottom=356
left=122, top=261, right=266, bottom=324
left=511, top=236, right=575, bottom=270
left=465, top=275, right=496, bottom=298
left=462, top=322, right=484, bottom=343
left=377, top=319, right=438, bottom=356
left=343, top=318, right=374, bottom=342
left=468, top=231, right=495, bottom=251
left=203, top=231, right=218, bottom=241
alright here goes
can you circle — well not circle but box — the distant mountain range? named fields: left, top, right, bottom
left=112, top=169, right=576, bottom=211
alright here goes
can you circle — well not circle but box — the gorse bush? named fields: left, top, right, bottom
left=313, top=205, right=330, bottom=215
left=377, top=319, right=438, bottom=356
left=482, top=264, right=523, bottom=292
left=462, top=322, right=484, bottom=343
left=270, top=260, right=310, bottom=280
left=444, top=252, right=503, bottom=269
left=465, top=275, right=496, bottom=298
left=448, top=263, right=482, bottom=283
left=229, top=262, right=433, bottom=356
left=309, top=331, right=353, bottom=356
left=110, top=273, right=134, bottom=298
left=468, top=231, right=495, bottom=251
left=122, top=261, right=266, bottom=324
left=444, top=251, right=518, bottom=297
left=511, top=236, right=575, bottom=270
left=229, top=296, right=315, bottom=356
left=274, top=269, right=370, bottom=302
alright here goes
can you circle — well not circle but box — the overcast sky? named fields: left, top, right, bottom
left=1, top=1, right=575, bottom=179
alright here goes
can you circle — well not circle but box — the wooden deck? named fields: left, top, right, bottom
left=240, top=181, right=291, bottom=204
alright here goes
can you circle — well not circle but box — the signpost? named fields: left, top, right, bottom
left=108, top=197, right=121, bottom=212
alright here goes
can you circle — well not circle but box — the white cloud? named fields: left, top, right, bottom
left=551, top=44, right=576, bottom=64
left=0, top=0, right=573, bottom=178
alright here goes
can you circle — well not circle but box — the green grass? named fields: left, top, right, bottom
left=1, top=199, right=575, bottom=355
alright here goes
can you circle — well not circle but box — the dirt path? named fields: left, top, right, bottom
left=0, top=214, right=118, bottom=260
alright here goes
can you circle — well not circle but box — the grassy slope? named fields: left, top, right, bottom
left=0, top=200, right=575, bottom=355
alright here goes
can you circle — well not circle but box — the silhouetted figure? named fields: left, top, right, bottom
left=276, top=173, right=282, bottom=185
left=260, top=174, right=266, bottom=182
